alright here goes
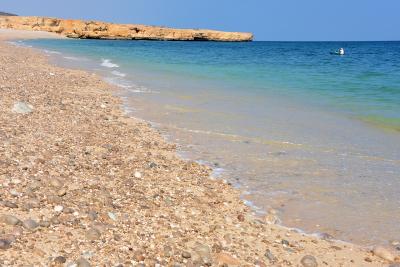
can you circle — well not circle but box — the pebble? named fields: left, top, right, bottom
left=182, top=251, right=191, bottom=259
left=54, top=256, right=67, bottom=264
left=87, top=210, right=98, bottom=220
left=49, top=178, right=64, bottom=188
left=76, top=257, right=91, bottom=267
left=107, top=212, right=117, bottom=221
left=265, top=249, right=277, bottom=263
left=237, top=214, right=245, bottom=222
left=12, top=101, right=33, bottom=114
left=9, top=189, right=20, bottom=197
left=134, top=171, right=142, bottom=178
left=85, top=228, right=101, bottom=240
left=373, top=245, right=396, bottom=262
left=1, top=214, right=21, bottom=225
left=215, top=252, right=241, bottom=266
left=22, top=219, right=39, bottom=230
left=193, top=242, right=212, bottom=264
left=57, top=188, right=67, bottom=197
left=3, top=201, right=18, bottom=209
left=54, top=205, right=64, bottom=212
left=39, top=220, right=51, bottom=227
left=0, top=239, right=11, bottom=249
left=300, top=255, right=318, bottom=267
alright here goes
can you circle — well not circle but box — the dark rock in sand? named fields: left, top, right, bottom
left=0, top=239, right=11, bottom=249
left=265, top=249, right=277, bottom=263
left=3, top=201, right=18, bottom=209
left=54, top=256, right=67, bottom=264
left=22, top=219, right=39, bottom=230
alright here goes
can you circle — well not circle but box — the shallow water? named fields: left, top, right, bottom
left=22, top=39, right=400, bottom=245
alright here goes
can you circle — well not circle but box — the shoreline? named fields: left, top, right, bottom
left=0, top=30, right=396, bottom=266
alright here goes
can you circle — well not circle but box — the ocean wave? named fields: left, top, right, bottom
left=111, top=70, right=126, bottom=77
left=101, top=59, right=119, bottom=68
left=63, top=56, right=81, bottom=61
left=44, top=49, right=61, bottom=55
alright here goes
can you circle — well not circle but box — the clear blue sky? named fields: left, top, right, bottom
left=2, top=0, right=399, bottom=41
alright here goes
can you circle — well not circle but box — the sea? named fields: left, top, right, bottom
left=18, top=39, right=400, bottom=246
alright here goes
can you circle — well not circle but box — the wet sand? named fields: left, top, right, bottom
left=0, top=30, right=397, bottom=266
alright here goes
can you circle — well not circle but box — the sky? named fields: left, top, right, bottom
left=1, top=0, right=399, bottom=41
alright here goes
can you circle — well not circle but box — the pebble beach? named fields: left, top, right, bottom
left=0, top=30, right=398, bottom=266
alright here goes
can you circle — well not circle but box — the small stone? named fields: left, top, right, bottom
left=134, top=171, right=142, bottom=178
left=149, top=162, right=157, bottom=168
left=265, top=249, right=276, bottom=263
left=22, top=219, right=39, bottom=230
left=237, top=214, right=245, bottom=222
left=57, top=188, right=67, bottom=197
left=215, top=253, right=241, bottom=266
left=281, top=239, right=290, bottom=246
left=373, top=245, right=396, bottom=262
left=64, top=207, right=74, bottom=214
left=182, top=251, right=191, bottom=259
left=107, top=212, right=117, bottom=221
left=193, top=242, right=212, bottom=264
left=85, top=228, right=101, bottom=240
left=49, top=178, right=64, bottom=188
left=39, top=220, right=51, bottom=227
left=3, top=201, right=18, bottom=209
left=54, top=256, right=67, bottom=264
left=10, top=189, right=20, bottom=197
left=164, top=245, right=173, bottom=257
left=76, top=257, right=91, bottom=267
left=12, top=101, right=33, bottom=114
left=87, top=210, right=98, bottom=220
left=54, top=205, right=64, bottom=212
left=0, top=239, right=11, bottom=249
left=1, top=215, right=21, bottom=225
left=300, top=255, right=318, bottom=267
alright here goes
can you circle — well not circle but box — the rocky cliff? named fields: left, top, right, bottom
left=0, top=12, right=17, bottom=16
left=0, top=16, right=253, bottom=42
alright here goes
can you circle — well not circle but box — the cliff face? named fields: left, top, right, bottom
left=0, top=12, right=17, bottom=16
left=0, top=16, right=253, bottom=42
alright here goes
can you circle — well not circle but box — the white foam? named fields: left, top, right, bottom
left=111, top=70, right=126, bottom=77
left=44, top=49, right=61, bottom=55
left=101, top=59, right=119, bottom=68
left=63, top=56, right=81, bottom=61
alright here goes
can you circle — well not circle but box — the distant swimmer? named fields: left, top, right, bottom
left=330, top=48, right=345, bottom=56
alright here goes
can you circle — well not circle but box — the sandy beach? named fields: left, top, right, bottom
left=0, top=30, right=397, bottom=266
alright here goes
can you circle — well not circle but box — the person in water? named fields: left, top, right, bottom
left=339, top=48, right=345, bottom=55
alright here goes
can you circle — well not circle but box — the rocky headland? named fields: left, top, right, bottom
left=0, top=16, right=253, bottom=42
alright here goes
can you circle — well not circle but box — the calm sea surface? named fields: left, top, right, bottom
left=21, top=39, right=400, bottom=245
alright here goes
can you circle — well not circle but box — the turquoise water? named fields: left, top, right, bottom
left=23, top=39, right=400, bottom=131
left=21, top=39, right=400, bottom=245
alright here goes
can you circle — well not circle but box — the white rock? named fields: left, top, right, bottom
left=134, top=171, right=142, bottom=178
left=12, top=101, right=33, bottom=114
left=107, top=212, right=117, bottom=221
left=54, top=205, right=64, bottom=212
